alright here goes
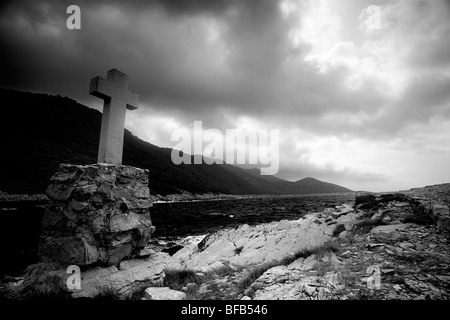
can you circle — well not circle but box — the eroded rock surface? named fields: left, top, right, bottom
left=167, top=204, right=358, bottom=272
left=2, top=251, right=168, bottom=299
left=2, top=183, right=450, bottom=301
left=39, top=163, right=155, bottom=266
left=242, top=189, right=450, bottom=300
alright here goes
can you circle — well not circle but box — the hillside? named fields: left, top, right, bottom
left=0, top=88, right=352, bottom=196
left=292, top=177, right=352, bottom=194
left=222, top=167, right=352, bottom=195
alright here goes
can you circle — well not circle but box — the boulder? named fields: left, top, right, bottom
left=39, top=164, right=155, bottom=266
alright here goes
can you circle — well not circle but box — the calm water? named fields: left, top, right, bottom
left=151, top=193, right=355, bottom=237
left=0, top=193, right=354, bottom=276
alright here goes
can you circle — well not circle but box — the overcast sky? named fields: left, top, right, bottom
left=1, top=0, right=450, bottom=192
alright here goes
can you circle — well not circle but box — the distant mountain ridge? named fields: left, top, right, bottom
left=0, top=88, right=352, bottom=196
left=293, top=177, right=352, bottom=194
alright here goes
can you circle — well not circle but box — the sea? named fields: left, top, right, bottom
left=0, top=193, right=355, bottom=276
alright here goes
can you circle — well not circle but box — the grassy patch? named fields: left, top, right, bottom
left=163, top=269, right=204, bottom=292
left=93, top=285, right=123, bottom=300
left=280, top=240, right=342, bottom=265
left=278, top=249, right=314, bottom=266
left=311, top=240, right=341, bottom=259
left=236, top=262, right=275, bottom=292
left=214, top=263, right=240, bottom=277
left=163, top=265, right=240, bottom=300
left=128, top=279, right=163, bottom=300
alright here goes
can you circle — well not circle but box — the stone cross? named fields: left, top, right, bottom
left=89, top=69, right=139, bottom=165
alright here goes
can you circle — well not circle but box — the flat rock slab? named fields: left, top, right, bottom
left=394, top=202, right=411, bottom=207
left=21, top=252, right=169, bottom=299
left=73, top=252, right=169, bottom=298
left=167, top=210, right=359, bottom=272
left=144, top=287, right=186, bottom=300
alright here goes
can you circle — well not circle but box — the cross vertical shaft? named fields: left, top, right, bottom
left=89, top=69, right=139, bottom=165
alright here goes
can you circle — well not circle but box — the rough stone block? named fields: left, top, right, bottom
left=38, top=163, right=155, bottom=266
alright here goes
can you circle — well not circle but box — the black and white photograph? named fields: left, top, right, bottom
left=0, top=0, right=449, bottom=310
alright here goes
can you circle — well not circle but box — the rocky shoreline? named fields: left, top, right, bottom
left=159, top=185, right=450, bottom=300
left=1, top=184, right=449, bottom=300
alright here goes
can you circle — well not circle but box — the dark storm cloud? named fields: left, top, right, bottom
left=1, top=0, right=450, bottom=191
left=0, top=0, right=239, bottom=18
left=0, top=0, right=287, bottom=114
left=140, top=0, right=242, bottom=16
left=1, top=0, right=449, bottom=129
left=0, top=0, right=396, bottom=123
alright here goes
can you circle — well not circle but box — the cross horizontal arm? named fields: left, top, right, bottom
left=89, top=76, right=139, bottom=110
left=126, top=92, right=139, bottom=110
left=89, top=76, right=112, bottom=101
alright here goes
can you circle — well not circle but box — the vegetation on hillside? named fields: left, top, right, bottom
left=0, top=88, right=352, bottom=196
